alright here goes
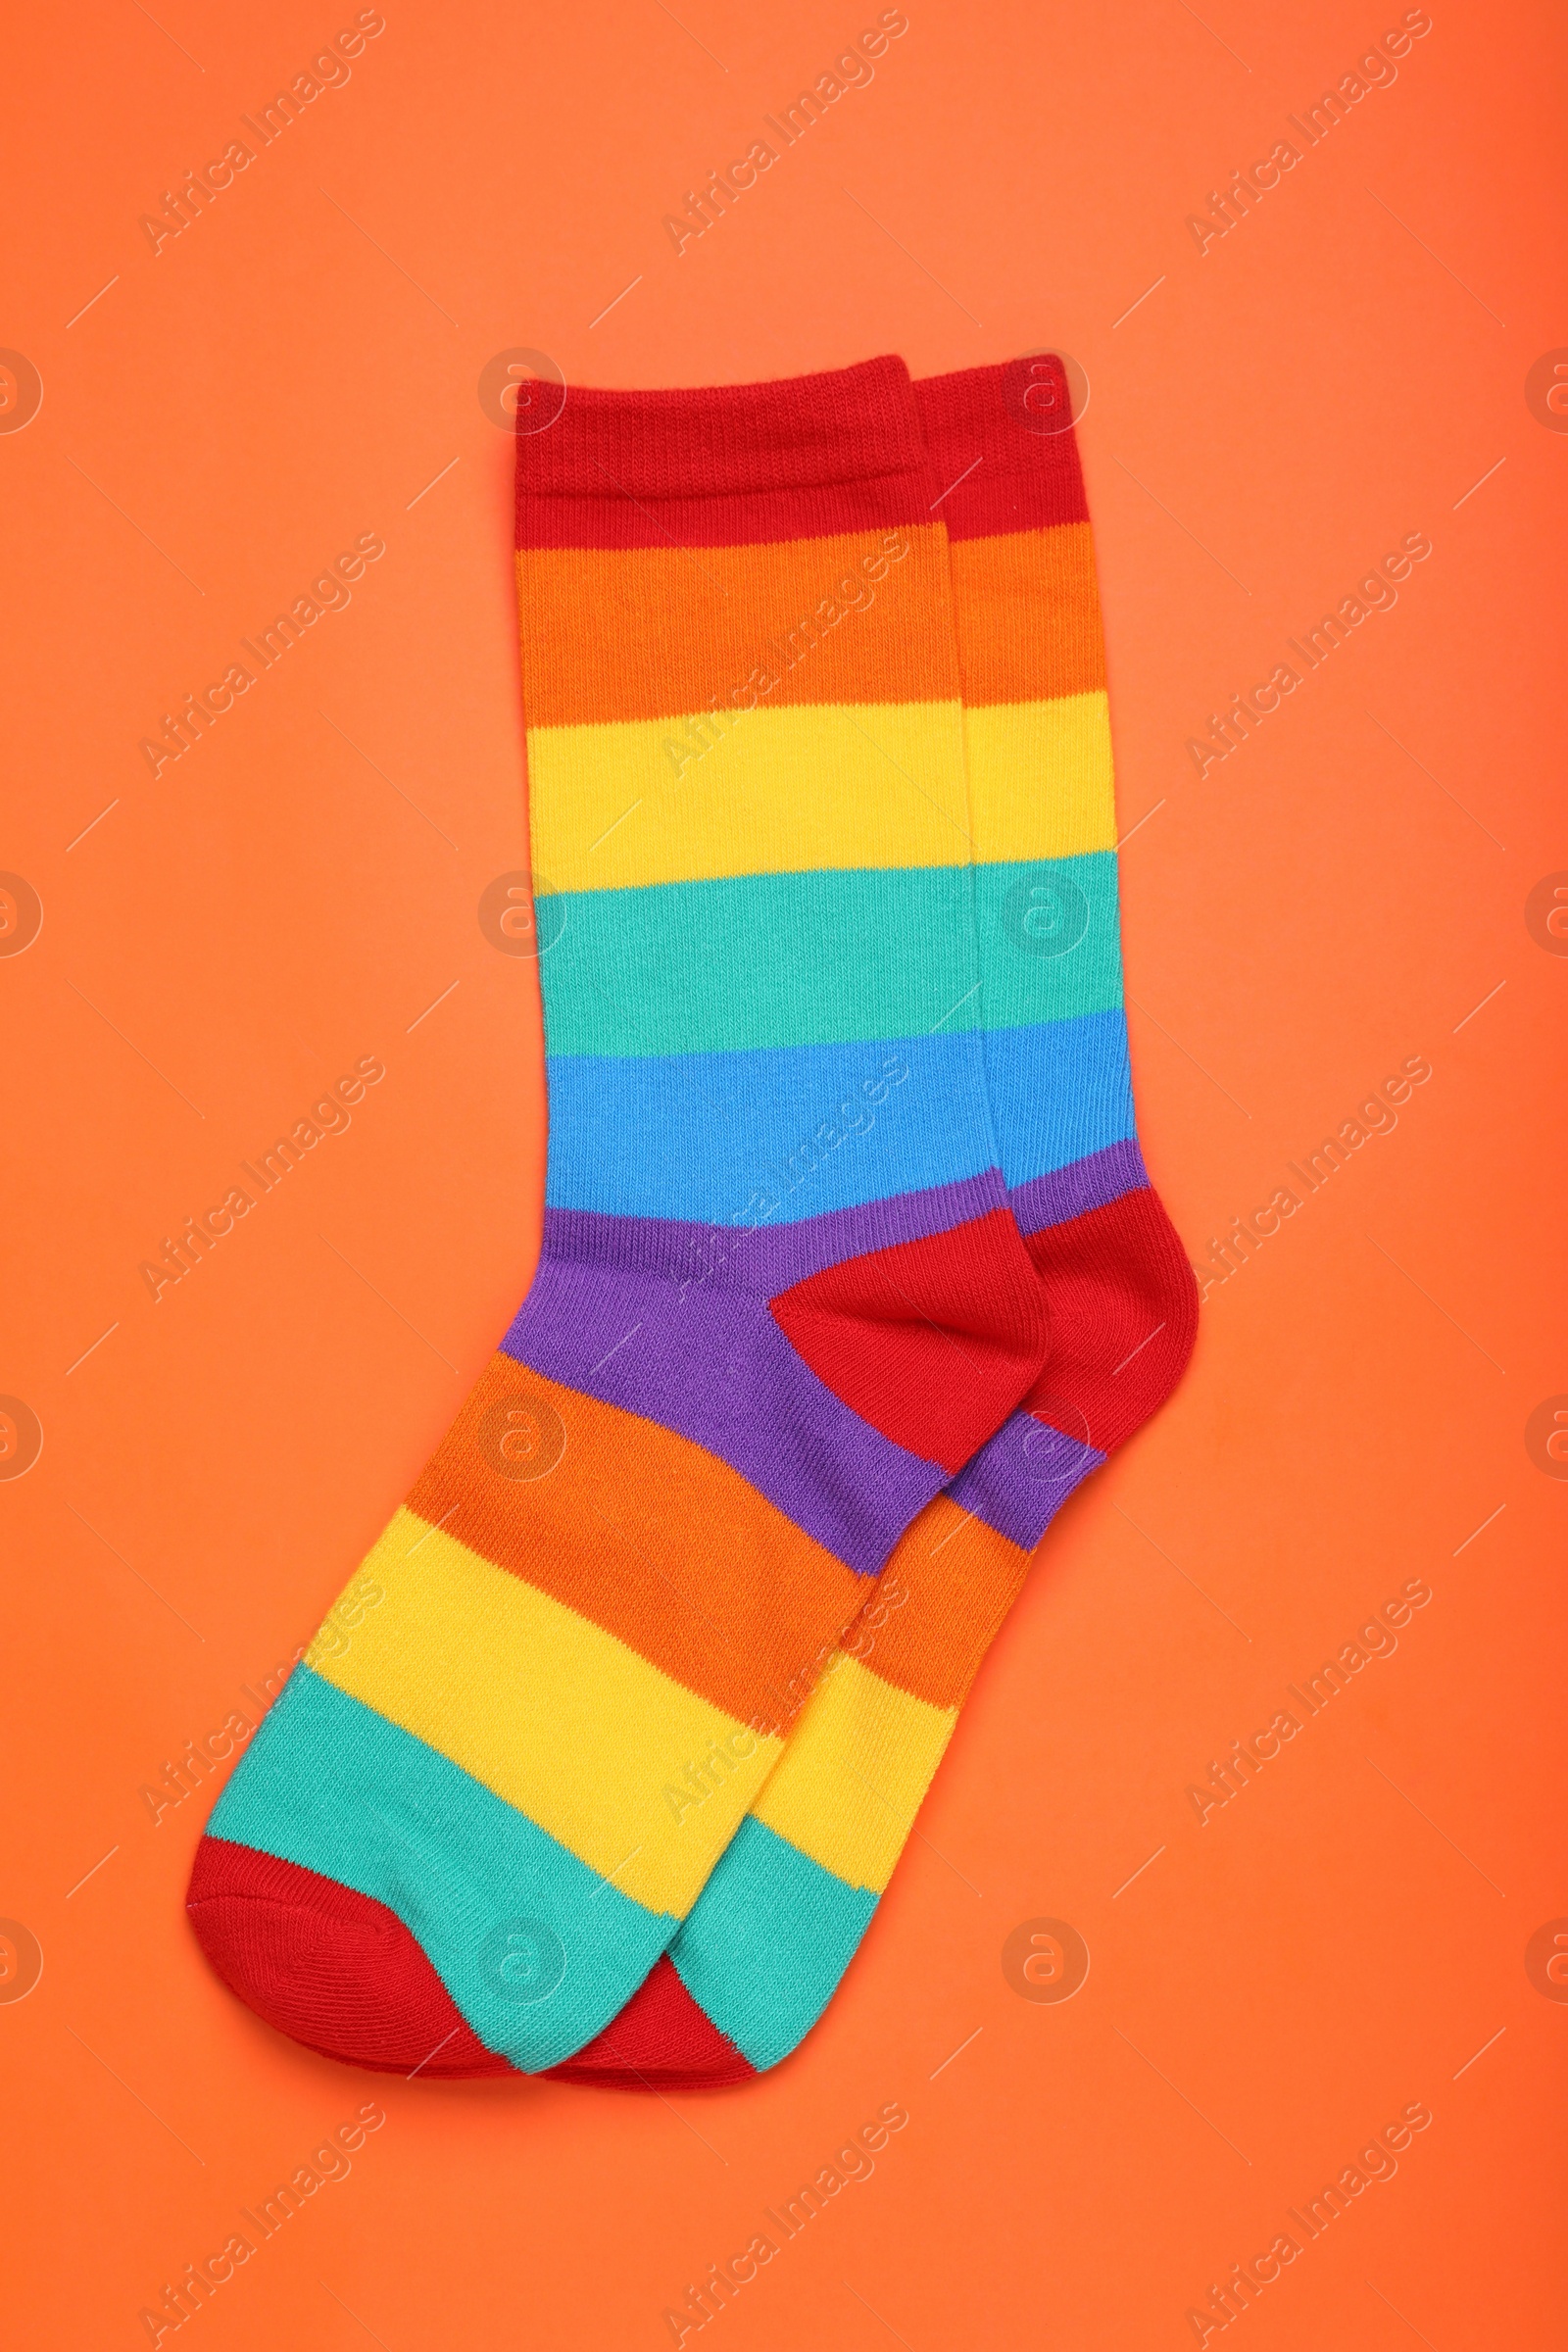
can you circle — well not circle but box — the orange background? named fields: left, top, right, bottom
left=3, top=0, right=1564, bottom=2344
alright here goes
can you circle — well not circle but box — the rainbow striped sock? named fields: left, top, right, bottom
left=185, top=359, right=1053, bottom=2076
left=552, top=359, right=1199, bottom=2084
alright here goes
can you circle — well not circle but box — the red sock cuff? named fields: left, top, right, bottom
left=913, top=360, right=1089, bottom=539
left=515, top=355, right=929, bottom=549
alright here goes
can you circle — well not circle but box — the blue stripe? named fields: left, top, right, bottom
left=984, top=1009, right=1134, bottom=1190
left=543, top=1030, right=1000, bottom=1225
left=668, top=1815, right=879, bottom=2071
left=207, top=1665, right=675, bottom=2073
left=542, top=1014, right=1131, bottom=1224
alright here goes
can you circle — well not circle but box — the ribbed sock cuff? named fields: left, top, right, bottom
left=515, top=355, right=923, bottom=512
left=913, top=359, right=1090, bottom=538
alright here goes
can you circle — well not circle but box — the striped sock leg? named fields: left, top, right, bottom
left=551, top=356, right=1198, bottom=2084
left=184, top=359, right=1052, bottom=2076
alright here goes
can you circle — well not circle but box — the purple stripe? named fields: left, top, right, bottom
left=502, top=1261, right=945, bottom=1575
left=1010, top=1140, right=1148, bottom=1238
left=541, top=1170, right=1009, bottom=1301
left=948, top=1408, right=1104, bottom=1550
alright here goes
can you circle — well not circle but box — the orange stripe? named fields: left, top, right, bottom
left=841, top=1495, right=1031, bottom=1708
left=405, top=1357, right=865, bottom=1731
left=949, top=522, right=1105, bottom=709
left=515, top=525, right=950, bottom=726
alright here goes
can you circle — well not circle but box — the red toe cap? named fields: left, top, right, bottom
left=546, top=1954, right=756, bottom=2089
left=186, top=1836, right=512, bottom=2078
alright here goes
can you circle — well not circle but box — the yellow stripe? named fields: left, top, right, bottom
left=527, top=701, right=969, bottom=893
left=965, top=692, right=1117, bottom=862
left=308, top=1509, right=783, bottom=1915
left=752, top=1652, right=956, bottom=1892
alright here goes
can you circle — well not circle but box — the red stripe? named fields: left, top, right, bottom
left=515, top=472, right=931, bottom=552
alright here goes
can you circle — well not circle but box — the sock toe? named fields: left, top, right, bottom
left=186, top=1836, right=514, bottom=2078
left=546, top=1955, right=756, bottom=2089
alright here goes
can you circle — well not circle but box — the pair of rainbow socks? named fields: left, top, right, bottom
left=188, top=355, right=1195, bottom=2086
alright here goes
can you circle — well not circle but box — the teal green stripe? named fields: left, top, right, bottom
left=207, top=1665, right=675, bottom=2072
left=540, top=856, right=1121, bottom=1057
left=972, top=852, right=1124, bottom=1035
left=668, top=1815, right=878, bottom=2071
